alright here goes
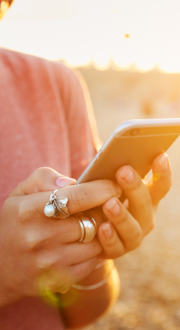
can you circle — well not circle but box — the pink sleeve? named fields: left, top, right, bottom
left=54, top=63, right=98, bottom=180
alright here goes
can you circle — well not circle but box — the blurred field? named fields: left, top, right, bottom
left=79, top=67, right=180, bottom=330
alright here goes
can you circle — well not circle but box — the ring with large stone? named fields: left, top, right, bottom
left=44, top=190, right=70, bottom=219
left=76, top=213, right=97, bottom=243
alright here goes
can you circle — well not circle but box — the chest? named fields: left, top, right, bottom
left=0, top=83, right=71, bottom=204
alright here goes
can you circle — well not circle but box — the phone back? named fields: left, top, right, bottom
left=77, top=119, right=180, bottom=184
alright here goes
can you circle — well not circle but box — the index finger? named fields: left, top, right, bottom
left=25, top=180, right=122, bottom=217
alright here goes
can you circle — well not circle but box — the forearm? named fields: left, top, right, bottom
left=59, top=260, right=120, bottom=329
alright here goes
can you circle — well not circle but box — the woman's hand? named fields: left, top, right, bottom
left=97, top=153, right=172, bottom=258
left=59, top=153, right=172, bottom=329
left=0, top=168, right=121, bottom=307
left=0, top=153, right=172, bottom=307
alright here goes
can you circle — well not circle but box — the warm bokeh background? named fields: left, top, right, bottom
left=1, top=1, right=180, bottom=329
left=81, top=67, right=180, bottom=330
left=2, top=0, right=180, bottom=73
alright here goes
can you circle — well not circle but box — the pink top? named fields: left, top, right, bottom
left=0, top=48, right=96, bottom=329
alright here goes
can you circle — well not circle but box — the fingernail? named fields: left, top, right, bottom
left=56, top=176, right=76, bottom=188
left=118, top=166, right=134, bottom=182
left=102, top=222, right=112, bottom=238
left=105, top=198, right=120, bottom=216
left=159, top=154, right=169, bottom=171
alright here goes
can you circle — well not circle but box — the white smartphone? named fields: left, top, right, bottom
left=76, top=119, right=180, bottom=187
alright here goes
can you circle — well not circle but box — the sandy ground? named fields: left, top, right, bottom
left=80, top=68, right=180, bottom=330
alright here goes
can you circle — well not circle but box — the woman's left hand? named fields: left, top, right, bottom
left=95, top=153, right=172, bottom=259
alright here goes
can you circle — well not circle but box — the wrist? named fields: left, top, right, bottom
left=73, top=259, right=115, bottom=288
left=60, top=262, right=120, bottom=329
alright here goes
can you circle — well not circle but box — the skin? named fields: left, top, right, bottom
left=0, top=153, right=172, bottom=320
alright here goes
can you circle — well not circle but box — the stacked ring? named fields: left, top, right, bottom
left=44, top=191, right=97, bottom=243
left=76, top=213, right=97, bottom=243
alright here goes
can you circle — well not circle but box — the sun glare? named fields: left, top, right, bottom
left=1, top=0, right=180, bottom=73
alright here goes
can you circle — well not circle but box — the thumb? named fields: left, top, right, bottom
left=10, top=167, right=76, bottom=197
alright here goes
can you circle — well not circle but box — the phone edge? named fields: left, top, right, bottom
left=76, top=118, right=180, bottom=184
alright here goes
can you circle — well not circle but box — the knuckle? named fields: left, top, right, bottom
left=36, top=256, right=58, bottom=271
left=116, top=209, right=128, bottom=227
left=106, top=244, right=124, bottom=259
left=24, top=232, right=42, bottom=251
left=18, top=197, right=37, bottom=225
left=104, top=180, right=118, bottom=198
left=73, top=258, right=98, bottom=280
left=131, top=226, right=142, bottom=242
left=33, top=167, right=49, bottom=178
left=70, top=185, right=88, bottom=207
left=126, top=227, right=142, bottom=250
left=105, top=236, right=118, bottom=249
left=131, top=175, right=149, bottom=196
left=18, top=198, right=31, bottom=224
left=32, top=167, right=51, bottom=193
left=130, top=240, right=141, bottom=250
left=103, top=234, right=124, bottom=258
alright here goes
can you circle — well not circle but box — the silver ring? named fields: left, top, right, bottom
left=78, top=218, right=85, bottom=242
left=76, top=213, right=97, bottom=243
left=44, top=190, right=70, bottom=219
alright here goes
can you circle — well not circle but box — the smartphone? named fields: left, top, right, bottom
left=76, top=118, right=180, bottom=187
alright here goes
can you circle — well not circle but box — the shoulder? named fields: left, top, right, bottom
left=53, top=60, right=83, bottom=92
left=0, top=48, right=71, bottom=81
left=0, top=48, right=81, bottom=94
left=0, top=48, right=86, bottom=116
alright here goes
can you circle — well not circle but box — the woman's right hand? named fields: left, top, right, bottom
left=0, top=168, right=121, bottom=308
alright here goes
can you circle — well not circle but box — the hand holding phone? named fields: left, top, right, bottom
left=77, top=118, right=180, bottom=185
left=76, top=119, right=175, bottom=259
